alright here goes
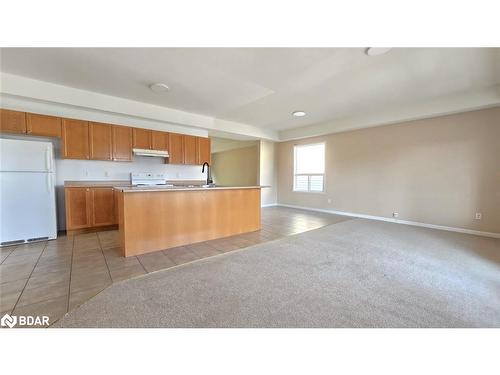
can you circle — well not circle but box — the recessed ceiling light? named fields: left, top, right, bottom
left=365, top=47, right=391, bottom=56
left=292, top=111, right=306, bottom=117
left=150, top=83, right=170, bottom=93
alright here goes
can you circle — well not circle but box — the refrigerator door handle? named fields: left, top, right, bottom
left=47, top=173, right=51, bottom=193
left=45, top=147, right=52, bottom=172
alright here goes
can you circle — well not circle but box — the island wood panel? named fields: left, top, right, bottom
left=89, top=122, right=113, bottom=160
left=119, top=188, right=261, bottom=256
left=0, top=109, right=27, bottom=134
left=26, top=113, right=62, bottom=137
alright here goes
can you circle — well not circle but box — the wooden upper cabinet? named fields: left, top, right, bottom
left=91, top=188, right=116, bottom=226
left=26, top=113, right=62, bottom=137
left=112, top=125, right=132, bottom=161
left=132, top=128, right=152, bottom=149
left=168, top=132, right=184, bottom=164
left=89, top=122, right=113, bottom=161
left=0, top=109, right=26, bottom=134
left=62, top=119, right=90, bottom=159
left=65, top=187, right=92, bottom=230
left=151, top=131, right=169, bottom=151
left=183, top=135, right=198, bottom=165
left=197, top=137, right=211, bottom=165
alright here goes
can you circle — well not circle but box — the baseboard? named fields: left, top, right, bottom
left=66, top=225, right=118, bottom=236
left=261, top=203, right=278, bottom=208
left=276, top=204, right=500, bottom=239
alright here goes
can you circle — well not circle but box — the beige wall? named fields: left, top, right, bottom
left=211, top=145, right=259, bottom=186
left=259, top=140, right=278, bottom=205
left=277, top=107, right=500, bottom=233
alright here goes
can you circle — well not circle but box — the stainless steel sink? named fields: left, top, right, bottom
left=182, top=184, right=217, bottom=188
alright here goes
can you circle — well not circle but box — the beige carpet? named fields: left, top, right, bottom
left=55, top=219, right=500, bottom=328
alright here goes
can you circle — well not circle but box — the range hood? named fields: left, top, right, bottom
left=133, top=148, right=169, bottom=158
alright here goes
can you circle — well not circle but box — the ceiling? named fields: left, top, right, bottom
left=1, top=48, right=500, bottom=139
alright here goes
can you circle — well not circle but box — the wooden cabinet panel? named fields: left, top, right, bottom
left=26, top=113, right=61, bottom=137
left=62, top=119, right=90, bottom=159
left=132, top=128, right=152, bottom=149
left=91, top=188, right=116, bottom=226
left=89, top=122, right=113, bottom=160
left=151, top=130, right=169, bottom=151
left=197, top=137, right=211, bottom=165
left=112, top=125, right=132, bottom=161
left=65, top=187, right=91, bottom=230
left=168, top=132, right=184, bottom=164
left=119, top=188, right=261, bottom=256
left=0, top=109, right=26, bottom=134
left=183, top=135, right=198, bottom=165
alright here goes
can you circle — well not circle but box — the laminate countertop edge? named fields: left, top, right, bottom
left=115, top=186, right=266, bottom=193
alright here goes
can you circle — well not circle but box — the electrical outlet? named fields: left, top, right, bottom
left=392, top=212, right=399, bottom=218
left=475, top=213, right=482, bottom=220
left=327, top=198, right=332, bottom=204
left=84, top=169, right=89, bottom=177
left=104, top=171, right=109, bottom=177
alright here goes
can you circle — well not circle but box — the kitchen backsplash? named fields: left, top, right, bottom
left=55, top=157, right=205, bottom=186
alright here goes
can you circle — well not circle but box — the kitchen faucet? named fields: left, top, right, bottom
left=202, top=162, right=213, bottom=185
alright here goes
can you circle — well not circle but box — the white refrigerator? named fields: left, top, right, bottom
left=0, top=138, right=57, bottom=246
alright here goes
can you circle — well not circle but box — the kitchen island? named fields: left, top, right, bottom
left=114, top=185, right=262, bottom=257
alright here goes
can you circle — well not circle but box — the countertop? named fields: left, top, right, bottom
left=114, top=185, right=264, bottom=193
left=64, top=180, right=130, bottom=187
left=64, top=180, right=264, bottom=192
left=64, top=180, right=206, bottom=188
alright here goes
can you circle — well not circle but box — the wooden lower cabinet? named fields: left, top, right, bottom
left=91, top=188, right=116, bottom=226
left=65, top=187, right=92, bottom=231
left=65, top=186, right=117, bottom=234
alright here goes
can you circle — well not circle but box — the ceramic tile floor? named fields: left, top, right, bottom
left=0, top=207, right=348, bottom=327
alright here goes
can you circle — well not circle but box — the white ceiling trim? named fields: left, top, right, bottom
left=0, top=73, right=279, bottom=141
left=279, top=85, right=500, bottom=141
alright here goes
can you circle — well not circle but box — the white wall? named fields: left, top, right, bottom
left=277, top=107, right=500, bottom=234
left=259, top=140, right=278, bottom=206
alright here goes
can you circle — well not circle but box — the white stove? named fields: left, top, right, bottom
left=130, top=173, right=172, bottom=186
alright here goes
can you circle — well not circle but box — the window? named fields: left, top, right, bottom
left=293, top=143, right=325, bottom=192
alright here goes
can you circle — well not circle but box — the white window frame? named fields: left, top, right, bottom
left=293, top=142, right=325, bottom=193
